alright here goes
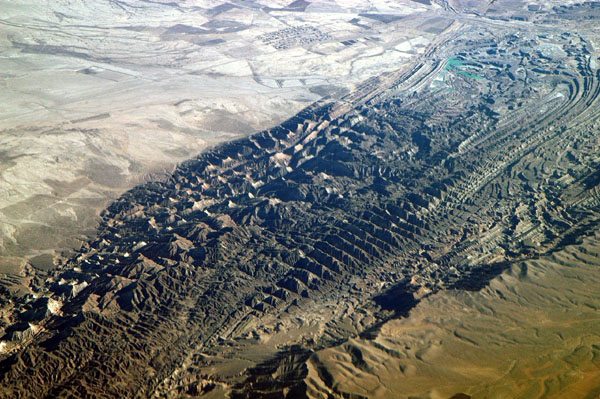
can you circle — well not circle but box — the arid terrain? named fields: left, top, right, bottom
left=306, top=230, right=600, bottom=399
left=1, top=0, right=434, bottom=277
left=0, top=0, right=599, bottom=398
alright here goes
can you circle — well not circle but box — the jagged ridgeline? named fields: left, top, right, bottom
left=2, top=24, right=600, bottom=398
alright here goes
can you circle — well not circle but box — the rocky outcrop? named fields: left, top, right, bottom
left=1, top=19, right=600, bottom=399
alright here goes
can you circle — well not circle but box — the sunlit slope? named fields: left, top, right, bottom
left=307, top=232, right=600, bottom=399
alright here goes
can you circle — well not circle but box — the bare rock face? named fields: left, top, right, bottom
left=1, top=3, right=600, bottom=398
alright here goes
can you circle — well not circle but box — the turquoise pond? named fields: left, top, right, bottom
left=445, top=57, right=483, bottom=80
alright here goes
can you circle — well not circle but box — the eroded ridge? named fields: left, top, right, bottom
left=1, top=6, right=600, bottom=398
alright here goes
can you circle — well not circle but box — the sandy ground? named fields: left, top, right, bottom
left=307, top=232, right=600, bottom=399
